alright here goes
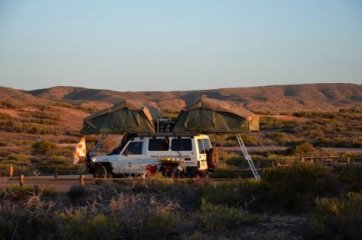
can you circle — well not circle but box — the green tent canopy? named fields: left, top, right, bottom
left=172, top=97, right=259, bottom=133
left=81, top=99, right=158, bottom=134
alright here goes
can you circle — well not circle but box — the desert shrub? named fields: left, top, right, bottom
left=260, top=116, right=296, bottom=130
left=333, top=165, right=362, bottom=192
left=292, top=142, right=321, bottom=157
left=51, top=101, right=75, bottom=108
left=36, top=103, right=52, bottom=111
left=41, top=187, right=58, bottom=197
left=29, top=111, right=60, bottom=124
left=59, top=136, right=78, bottom=144
left=236, top=134, right=258, bottom=145
left=225, top=153, right=294, bottom=169
left=0, top=211, right=58, bottom=240
left=0, top=163, right=31, bottom=176
left=57, top=212, right=119, bottom=240
left=264, top=132, right=296, bottom=145
left=54, top=147, right=71, bottom=156
left=309, top=192, right=362, bottom=240
left=36, top=163, right=75, bottom=175
left=210, top=169, right=254, bottom=178
left=31, top=141, right=57, bottom=156
left=196, top=200, right=249, bottom=232
left=0, top=184, right=188, bottom=239
left=0, top=99, right=20, bottom=109
left=67, top=186, right=88, bottom=205
left=262, top=164, right=344, bottom=213
left=5, top=153, right=31, bottom=164
left=264, top=153, right=295, bottom=164
left=49, top=155, right=69, bottom=165
left=0, top=112, right=13, bottom=120
left=225, top=156, right=250, bottom=168
left=200, top=180, right=265, bottom=211
left=2, top=121, right=58, bottom=135
left=141, top=173, right=175, bottom=188
left=140, top=213, right=185, bottom=239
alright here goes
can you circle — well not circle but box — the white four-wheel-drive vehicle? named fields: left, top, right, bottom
left=87, top=134, right=218, bottom=178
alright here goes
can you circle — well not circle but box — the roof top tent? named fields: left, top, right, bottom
left=81, top=99, right=160, bottom=155
left=172, top=97, right=260, bottom=179
left=81, top=99, right=159, bottom=135
left=173, top=97, right=259, bottom=133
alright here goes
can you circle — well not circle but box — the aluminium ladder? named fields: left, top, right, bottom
left=236, top=134, right=261, bottom=179
left=89, top=133, right=108, bottom=156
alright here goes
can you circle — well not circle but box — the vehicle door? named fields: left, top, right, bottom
left=118, top=140, right=145, bottom=173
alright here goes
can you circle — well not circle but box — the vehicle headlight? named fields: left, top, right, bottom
left=91, top=158, right=96, bottom=162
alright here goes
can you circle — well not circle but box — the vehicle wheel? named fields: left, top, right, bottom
left=93, top=164, right=112, bottom=178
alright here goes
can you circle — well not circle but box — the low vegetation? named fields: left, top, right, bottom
left=260, top=108, right=362, bottom=148
left=0, top=164, right=361, bottom=239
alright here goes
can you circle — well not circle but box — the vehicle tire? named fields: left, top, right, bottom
left=207, top=148, right=219, bottom=169
left=93, top=164, right=112, bottom=178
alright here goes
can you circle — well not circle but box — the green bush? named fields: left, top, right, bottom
left=225, top=153, right=295, bottom=169
left=292, top=142, right=321, bottom=157
left=0, top=212, right=58, bottom=240
left=333, top=165, right=362, bottom=192
left=262, top=164, right=343, bottom=213
left=310, top=192, right=362, bottom=240
left=5, top=153, right=31, bottom=164
left=0, top=164, right=31, bottom=176
left=31, top=141, right=57, bottom=156
left=200, top=180, right=265, bottom=210
left=196, top=200, right=247, bottom=232
left=57, top=212, right=119, bottom=240
left=141, top=213, right=184, bottom=239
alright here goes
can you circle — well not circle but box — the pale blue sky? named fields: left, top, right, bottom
left=0, top=0, right=361, bottom=91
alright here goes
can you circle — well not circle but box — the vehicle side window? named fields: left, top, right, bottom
left=198, top=139, right=211, bottom=154
left=148, top=139, right=169, bottom=151
left=124, top=142, right=143, bottom=155
left=171, top=139, right=192, bottom=151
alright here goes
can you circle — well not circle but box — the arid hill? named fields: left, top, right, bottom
left=29, top=83, right=362, bottom=113
left=0, top=87, right=89, bottom=153
left=0, top=84, right=361, bottom=176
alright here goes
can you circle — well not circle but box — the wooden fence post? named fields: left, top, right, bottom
left=19, top=174, right=24, bottom=187
left=8, top=165, right=14, bottom=177
left=79, top=175, right=85, bottom=186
